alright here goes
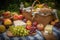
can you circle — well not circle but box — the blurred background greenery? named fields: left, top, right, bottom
left=0, top=0, right=60, bottom=19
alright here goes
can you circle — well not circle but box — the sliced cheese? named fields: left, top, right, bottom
left=44, top=25, right=53, bottom=34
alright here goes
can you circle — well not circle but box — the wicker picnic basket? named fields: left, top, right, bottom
left=22, top=0, right=55, bottom=26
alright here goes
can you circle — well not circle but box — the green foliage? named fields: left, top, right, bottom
left=47, top=2, right=55, bottom=8
left=0, top=0, right=56, bottom=11
left=57, top=10, right=60, bottom=19
left=5, top=0, right=31, bottom=12
left=0, top=0, right=59, bottom=12
left=24, top=2, right=31, bottom=8
left=7, top=4, right=19, bottom=12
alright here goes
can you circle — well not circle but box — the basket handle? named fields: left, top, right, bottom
left=31, top=0, right=40, bottom=13
left=32, top=0, right=40, bottom=8
left=31, top=0, right=40, bottom=20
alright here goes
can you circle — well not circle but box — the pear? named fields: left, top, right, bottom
left=4, top=19, right=12, bottom=25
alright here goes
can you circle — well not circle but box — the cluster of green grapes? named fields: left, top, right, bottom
left=9, top=26, right=29, bottom=36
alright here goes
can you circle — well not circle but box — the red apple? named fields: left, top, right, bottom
left=37, top=24, right=44, bottom=31
left=13, top=14, right=19, bottom=20
left=18, top=15, right=23, bottom=20
left=26, top=25, right=31, bottom=30
left=3, top=11, right=11, bottom=18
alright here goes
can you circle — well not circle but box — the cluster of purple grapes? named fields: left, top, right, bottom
left=29, top=26, right=37, bottom=34
left=54, top=22, right=60, bottom=28
left=29, top=22, right=37, bottom=34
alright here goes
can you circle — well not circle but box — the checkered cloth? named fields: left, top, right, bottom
left=53, top=27, right=60, bottom=40
left=0, top=27, right=60, bottom=40
left=0, top=21, right=2, bottom=25
left=0, top=30, right=45, bottom=40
